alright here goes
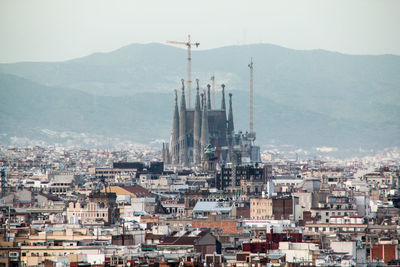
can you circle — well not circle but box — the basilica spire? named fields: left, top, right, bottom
left=228, top=93, right=234, bottom=134
left=179, top=79, right=188, bottom=166
left=193, top=79, right=202, bottom=164
left=207, top=84, right=212, bottom=110
left=200, top=89, right=209, bottom=160
left=221, top=84, right=226, bottom=111
left=227, top=93, right=235, bottom=146
left=220, top=84, right=228, bottom=162
left=171, top=89, right=180, bottom=164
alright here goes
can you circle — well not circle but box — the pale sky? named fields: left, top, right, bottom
left=0, top=0, right=399, bottom=63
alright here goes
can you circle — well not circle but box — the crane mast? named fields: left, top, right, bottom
left=187, top=35, right=192, bottom=108
left=167, top=35, right=200, bottom=109
left=248, top=57, right=255, bottom=142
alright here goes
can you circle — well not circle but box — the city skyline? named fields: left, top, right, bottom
left=0, top=1, right=400, bottom=265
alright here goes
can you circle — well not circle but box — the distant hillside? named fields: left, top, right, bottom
left=0, top=43, right=399, bottom=154
left=1, top=43, right=399, bottom=124
left=0, top=72, right=399, bottom=153
left=0, top=73, right=171, bottom=143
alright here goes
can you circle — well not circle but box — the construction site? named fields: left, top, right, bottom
left=162, top=35, right=260, bottom=168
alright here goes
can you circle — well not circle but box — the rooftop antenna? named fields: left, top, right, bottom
left=248, top=57, right=256, bottom=142
left=167, top=35, right=200, bottom=109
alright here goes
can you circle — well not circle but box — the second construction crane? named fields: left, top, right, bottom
left=248, top=57, right=256, bottom=142
left=167, top=35, right=200, bottom=109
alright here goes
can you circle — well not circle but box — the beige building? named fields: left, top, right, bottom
left=66, top=201, right=109, bottom=225
left=364, top=171, right=398, bottom=187
left=21, top=245, right=103, bottom=266
left=139, top=174, right=171, bottom=191
left=14, top=227, right=110, bottom=266
left=250, top=197, right=273, bottom=220
left=48, top=173, right=76, bottom=195
left=95, top=167, right=138, bottom=183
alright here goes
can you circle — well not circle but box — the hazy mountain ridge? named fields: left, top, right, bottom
left=0, top=72, right=398, bottom=153
left=0, top=43, right=399, bottom=153
left=1, top=43, right=399, bottom=123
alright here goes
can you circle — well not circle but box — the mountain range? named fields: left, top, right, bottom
left=0, top=43, right=399, bottom=155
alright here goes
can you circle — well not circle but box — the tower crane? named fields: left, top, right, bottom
left=167, top=35, right=200, bottom=109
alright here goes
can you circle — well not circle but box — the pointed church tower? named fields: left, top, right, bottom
left=207, top=84, right=212, bottom=110
left=221, top=84, right=226, bottom=111
left=200, top=92, right=204, bottom=129
left=220, top=84, right=228, bottom=162
left=193, top=79, right=202, bottom=165
left=200, top=92, right=204, bottom=112
left=162, top=143, right=170, bottom=164
left=227, top=93, right=235, bottom=145
left=171, top=89, right=180, bottom=164
left=200, top=89, right=209, bottom=160
left=179, top=79, right=188, bottom=166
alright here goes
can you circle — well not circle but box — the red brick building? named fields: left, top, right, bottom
left=192, top=219, right=241, bottom=235
left=372, top=244, right=399, bottom=263
left=272, top=197, right=293, bottom=220
left=242, top=233, right=302, bottom=253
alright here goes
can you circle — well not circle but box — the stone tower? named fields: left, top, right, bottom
left=179, top=79, right=188, bottom=166
left=200, top=89, right=209, bottom=160
left=193, top=79, right=202, bottom=165
left=227, top=93, right=235, bottom=146
left=171, top=89, right=180, bottom=164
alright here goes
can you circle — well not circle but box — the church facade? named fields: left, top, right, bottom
left=163, top=79, right=235, bottom=166
left=162, top=78, right=260, bottom=167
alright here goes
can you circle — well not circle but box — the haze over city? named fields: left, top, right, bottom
left=1, top=1, right=399, bottom=157
left=0, top=2, right=400, bottom=266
